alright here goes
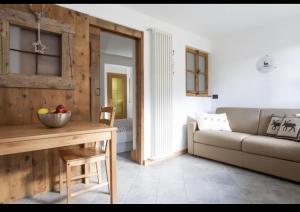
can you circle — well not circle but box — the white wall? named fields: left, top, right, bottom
left=210, top=15, right=300, bottom=112
left=59, top=4, right=212, bottom=160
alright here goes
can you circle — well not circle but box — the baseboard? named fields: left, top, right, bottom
left=143, top=149, right=187, bottom=166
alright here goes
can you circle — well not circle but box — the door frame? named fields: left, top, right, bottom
left=89, top=16, right=144, bottom=164
left=107, top=73, right=127, bottom=119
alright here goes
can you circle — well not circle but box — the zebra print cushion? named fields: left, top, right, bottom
left=265, top=115, right=285, bottom=137
left=277, top=117, right=300, bottom=141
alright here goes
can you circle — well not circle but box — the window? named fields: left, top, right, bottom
left=10, top=25, right=61, bottom=76
left=186, top=47, right=208, bottom=96
left=0, top=8, right=75, bottom=90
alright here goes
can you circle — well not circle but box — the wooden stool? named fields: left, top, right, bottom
left=58, top=106, right=115, bottom=204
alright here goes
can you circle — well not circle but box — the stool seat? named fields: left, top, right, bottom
left=59, top=148, right=106, bottom=163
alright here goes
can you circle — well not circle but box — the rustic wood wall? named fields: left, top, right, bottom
left=0, top=4, right=90, bottom=202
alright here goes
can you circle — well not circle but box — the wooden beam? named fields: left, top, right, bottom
left=0, top=74, right=74, bottom=90
left=0, top=19, right=9, bottom=74
left=89, top=16, right=142, bottom=39
left=136, top=34, right=144, bottom=164
left=0, top=8, right=75, bottom=34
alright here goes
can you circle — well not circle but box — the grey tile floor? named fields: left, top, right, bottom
left=11, top=152, right=300, bottom=204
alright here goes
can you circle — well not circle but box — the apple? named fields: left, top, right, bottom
left=56, top=104, right=66, bottom=113
left=62, top=109, right=68, bottom=113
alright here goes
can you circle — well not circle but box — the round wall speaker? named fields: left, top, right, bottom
left=256, top=54, right=277, bottom=73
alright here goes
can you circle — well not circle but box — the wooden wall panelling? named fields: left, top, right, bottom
left=89, top=26, right=100, bottom=123
left=0, top=90, right=6, bottom=125
left=1, top=88, right=32, bottom=126
left=0, top=4, right=90, bottom=202
left=5, top=152, right=33, bottom=202
left=72, top=13, right=90, bottom=122
left=0, top=20, right=2, bottom=74
left=0, top=19, right=9, bottom=74
left=17, top=89, right=31, bottom=125
left=0, top=156, right=11, bottom=203
left=4, top=88, right=19, bottom=125
left=32, top=151, right=49, bottom=195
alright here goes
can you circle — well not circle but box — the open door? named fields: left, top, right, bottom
left=89, top=26, right=101, bottom=123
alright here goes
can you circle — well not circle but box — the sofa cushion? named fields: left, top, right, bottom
left=197, top=113, right=232, bottom=131
left=277, top=117, right=300, bottom=141
left=258, top=108, right=300, bottom=135
left=265, top=115, right=285, bottom=136
left=216, top=107, right=260, bottom=134
left=194, top=130, right=251, bottom=151
left=242, top=135, right=300, bottom=163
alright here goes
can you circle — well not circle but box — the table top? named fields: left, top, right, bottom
left=0, top=121, right=117, bottom=144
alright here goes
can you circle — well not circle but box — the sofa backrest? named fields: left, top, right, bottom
left=216, top=107, right=260, bottom=134
left=258, top=108, right=300, bottom=135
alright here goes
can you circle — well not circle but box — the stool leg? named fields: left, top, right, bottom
left=84, top=163, right=89, bottom=184
left=59, top=159, right=64, bottom=194
left=105, top=157, right=110, bottom=194
left=66, top=163, right=72, bottom=204
left=96, top=161, right=101, bottom=184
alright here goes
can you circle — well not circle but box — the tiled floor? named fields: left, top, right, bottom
left=11, top=152, right=300, bottom=204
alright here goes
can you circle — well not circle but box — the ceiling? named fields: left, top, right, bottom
left=122, top=4, right=300, bottom=39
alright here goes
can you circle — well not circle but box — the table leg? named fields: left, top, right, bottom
left=109, top=130, right=117, bottom=204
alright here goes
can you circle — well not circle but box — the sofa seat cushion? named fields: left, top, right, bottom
left=242, top=135, right=300, bottom=163
left=194, top=130, right=251, bottom=151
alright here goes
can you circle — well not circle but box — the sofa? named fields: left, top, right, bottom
left=188, top=107, right=300, bottom=182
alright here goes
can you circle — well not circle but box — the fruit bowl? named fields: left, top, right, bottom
left=37, top=111, right=72, bottom=128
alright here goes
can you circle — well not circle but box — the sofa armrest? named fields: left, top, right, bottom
left=188, top=121, right=197, bottom=154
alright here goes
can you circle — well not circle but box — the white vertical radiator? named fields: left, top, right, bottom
left=150, top=28, right=174, bottom=159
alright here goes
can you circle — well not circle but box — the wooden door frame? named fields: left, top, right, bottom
left=107, top=73, right=127, bottom=119
left=89, top=16, right=144, bottom=164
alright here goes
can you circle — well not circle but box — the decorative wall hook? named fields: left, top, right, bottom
left=29, top=4, right=46, bottom=54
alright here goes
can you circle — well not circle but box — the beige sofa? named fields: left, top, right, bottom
left=188, top=107, right=300, bottom=182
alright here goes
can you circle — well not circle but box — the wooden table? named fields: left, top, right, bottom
left=0, top=121, right=118, bottom=204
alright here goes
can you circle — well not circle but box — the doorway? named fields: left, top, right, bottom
left=89, top=17, right=144, bottom=164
